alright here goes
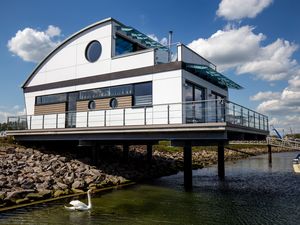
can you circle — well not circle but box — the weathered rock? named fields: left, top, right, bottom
left=64, top=173, right=74, bottom=185
left=53, top=190, right=66, bottom=198
left=71, top=188, right=84, bottom=194
left=59, top=156, right=67, bottom=162
left=84, top=176, right=94, bottom=185
left=56, top=182, right=68, bottom=190
left=21, top=178, right=35, bottom=189
left=26, top=190, right=51, bottom=200
left=72, top=180, right=85, bottom=189
left=5, top=189, right=35, bottom=201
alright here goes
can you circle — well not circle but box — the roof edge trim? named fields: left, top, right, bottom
left=22, top=17, right=123, bottom=89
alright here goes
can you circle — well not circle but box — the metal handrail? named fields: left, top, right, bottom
left=7, top=100, right=269, bottom=131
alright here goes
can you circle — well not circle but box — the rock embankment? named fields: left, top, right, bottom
left=0, top=146, right=129, bottom=208
left=0, top=144, right=282, bottom=208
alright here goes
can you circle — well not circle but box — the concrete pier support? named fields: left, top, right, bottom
left=146, top=144, right=153, bottom=163
left=123, top=144, right=129, bottom=162
left=183, top=142, right=192, bottom=190
left=268, top=144, right=272, bottom=164
left=218, top=142, right=225, bottom=180
left=91, top=145, right=98, bottom=166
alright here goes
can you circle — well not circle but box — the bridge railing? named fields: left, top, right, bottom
left=267, top=137, right=300, bottom=149
left=7, top=100, right=268, bottom=132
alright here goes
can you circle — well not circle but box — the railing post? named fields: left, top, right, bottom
left=42, top=115, right=45, bottom=129
left=167, top=104, right=170, bottom=124
left=123, top=108, right=126, bottom=126
left=247, top=110, right=250, bottom=127
left=56, top=114, right=58, bottom=129
left=104, top=110, right=106, bottom=127
left=233, top=104, right=236, bottom=124
left=258, top=114, right=261, bottom=130
left=253, top=112, right=256, bottom=129
left=144, top=107, right=147, bottom=125
left=87, top=111, right=89, bottom=128
left=241, top=108, right=243, bottom=125
left=29, top=116, right=32, bottom=130
left=223, top=101, right=226, bottom=122
left=266, top=117, right=269, bottom=131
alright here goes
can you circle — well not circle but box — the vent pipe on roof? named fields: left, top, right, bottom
left=168, top=31, right=173, bottom=62
left=168, top=31, right=173, bottom=49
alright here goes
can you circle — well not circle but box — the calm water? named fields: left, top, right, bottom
left=1, top=152, right=300, bottom=225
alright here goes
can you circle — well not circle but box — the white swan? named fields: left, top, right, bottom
left=65, top=190, right=92, bottom=211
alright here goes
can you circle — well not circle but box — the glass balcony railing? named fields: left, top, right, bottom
left=7, top=100, right=268, bottom=132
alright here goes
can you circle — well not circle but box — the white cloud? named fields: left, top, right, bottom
left=217, top=0, right=273, bottom=20
left=250, top=91, right=281, bottom=101
left=46, top=25, right=61, bottom=37
left=148, top=34, right=168, bottom=46
left=188, top=25, right=299, bottom=81
left=0, top=105, right=25, bottom=123
left=253, top=73, right=300, bottom=133
left=7, top=25, right=61, bottom=63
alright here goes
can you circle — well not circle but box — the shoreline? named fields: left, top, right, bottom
left=0, top=142, right=292, bottom=212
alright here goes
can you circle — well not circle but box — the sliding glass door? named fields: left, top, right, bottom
left=185, top=82, right=205, bottom=123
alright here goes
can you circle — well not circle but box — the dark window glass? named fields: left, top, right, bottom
left=36, top=93, right=67, bottom=105
left=134, top=82, right=152, bottom=106
left=109, top=98, right=118, bottom=109
left=79, top=85, right=133, bottom=101
left=185, top=83, right=193, bottom=102
left=88, top=100, right=96, bottom=110
left=134, top=82, right=152, bottom=96
left=85, top=40, right=102, bottom=62
left=115, top=35, right=146, bottom=56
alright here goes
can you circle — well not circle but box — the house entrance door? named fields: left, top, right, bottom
left=66, top=92, right=78, bottom=128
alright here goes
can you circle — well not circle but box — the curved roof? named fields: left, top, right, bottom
left=22, top=18, right=169, bottom=89
left=22, top=17, right=116, bottom=89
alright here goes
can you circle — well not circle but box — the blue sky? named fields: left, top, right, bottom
left=1, top=0, right=300, bottom=133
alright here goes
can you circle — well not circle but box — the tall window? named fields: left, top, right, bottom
left=185, top=82, right=205, bottom=123
left=115, top=35, right=145, bottom=56
left=134, top=82, right=152, bottom=106
left=211, top=92, right=225, bottom=122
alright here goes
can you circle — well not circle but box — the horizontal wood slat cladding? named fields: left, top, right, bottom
left=34, top=103, right=66, bottom=115
left=76, top=96, right=132, bottom=112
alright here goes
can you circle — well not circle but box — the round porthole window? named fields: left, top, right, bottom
left=88, top=100, right=96, bottom=110
left=85, top=40, right=102, bottom=62
left=109, top=98, right=118, bottom=109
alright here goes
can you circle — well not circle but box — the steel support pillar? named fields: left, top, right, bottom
left=123, top=144, right=129, bottom=162
left=218, top=142, right=225, bottom=180
left=91, top=146, right=98, bottom=166
left=268, top=144, right=272, bottom=164
left=146, top=144, right=153, bottom=163
left=184, top=141, right=192, bottom=190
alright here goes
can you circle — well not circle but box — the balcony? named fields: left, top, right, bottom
left=7, top=100, right=268, bottom=136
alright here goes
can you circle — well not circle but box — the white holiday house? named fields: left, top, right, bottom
left=9, top=17, right=268, bottom=137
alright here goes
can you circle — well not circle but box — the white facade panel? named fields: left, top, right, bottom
left=76, top=112, right=88, bottom=128
left=45, top=45, right=77, bottom=71
left=124, top=108, right=145, bottom=126
left=106, top=109, right=123, bottom=126
left=88, top=111, right=105, bottom=127
left=57, top=114, right=66, bottom=128
left=76, top=59, right=111, bottom=79
left=45, top=67, right=76, bottom=83
left=180, top=44, right=213, bottom=68
left=153, top=70, right=182, bottom=105
left=30, top=115, right=43, bottom=129
left=110, top=50, right=155, bottom=73
left=43, top=115, right=57, bottom=129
